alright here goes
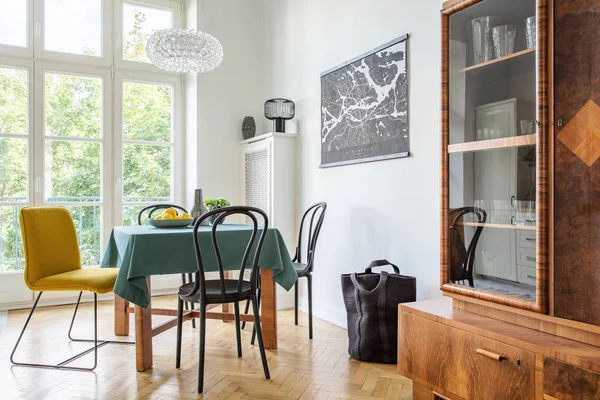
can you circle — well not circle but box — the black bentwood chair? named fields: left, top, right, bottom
left=293, top=202, right=327, bottom=339
left=449, top=206, right=486, bottom=288
left=175, top=206, right=270, bottom=393
left=138, top=204, right=197, bottom=328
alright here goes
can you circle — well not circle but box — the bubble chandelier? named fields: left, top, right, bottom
left=146, top=28, right=223, bottom=73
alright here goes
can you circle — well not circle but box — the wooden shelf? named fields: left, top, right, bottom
left=456, top=48, right=536, bottom=74
left=458, top=221, right=536, bottom=231
left=448, top=134, right=535, bottom=154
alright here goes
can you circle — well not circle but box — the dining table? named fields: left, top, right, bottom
left=100, top=223, right=298, bottom=372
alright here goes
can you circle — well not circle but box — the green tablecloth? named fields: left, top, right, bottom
left=101, top=224, right=298, bottom=308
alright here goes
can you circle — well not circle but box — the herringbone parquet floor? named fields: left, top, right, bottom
left=0, top=295, right=412, bottom=399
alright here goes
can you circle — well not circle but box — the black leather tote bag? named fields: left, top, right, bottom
left=341, top=260, right=416, bottom=364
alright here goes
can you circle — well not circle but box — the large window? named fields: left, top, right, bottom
left=0, top=0, right=183, bottom=279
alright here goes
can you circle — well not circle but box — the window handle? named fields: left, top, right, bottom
left=35, top=21, right=41, bottom=38
left=116, top=178, right=122, bottom=194
left=35, top=177, right=41, bottom=193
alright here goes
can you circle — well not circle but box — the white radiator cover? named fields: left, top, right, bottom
left=241, top=132, right=297, bottom=310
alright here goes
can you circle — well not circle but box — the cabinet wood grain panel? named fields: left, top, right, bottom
left=544, top=358, right=600, bottom=399
left=554, top=0, right=600, bottom=326
left=400, top=313, right=534, bottom=400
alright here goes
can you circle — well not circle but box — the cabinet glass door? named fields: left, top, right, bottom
left=445, top=0, right=539, bottom=302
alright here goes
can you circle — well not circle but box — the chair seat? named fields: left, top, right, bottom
left=31, top=268, right=119, bottom=294
left=294, top=262, right=310, bottom=277
left=178, top=280, right=253, bottom=303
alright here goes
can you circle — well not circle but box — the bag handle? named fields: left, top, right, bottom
left=365, top=259, right=399, bottom=274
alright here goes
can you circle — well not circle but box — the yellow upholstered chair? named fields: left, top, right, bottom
left=11, top=207, right=132, bottom=371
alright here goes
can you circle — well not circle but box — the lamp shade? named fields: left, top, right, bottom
left=264, top=98, right=295, bottom=133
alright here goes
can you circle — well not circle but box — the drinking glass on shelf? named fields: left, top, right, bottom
left=515, top=200, right=536, bottom=225
left=520, top=120, right=535, bottom=135
left=525, top=16, right=536, bottom=49
left=492, top=200, right=512, bottom=224
left=492, top=25, right=516, bottom=58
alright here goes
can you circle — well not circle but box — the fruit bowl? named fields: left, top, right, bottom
left=148, top=218, right=194, bottom=228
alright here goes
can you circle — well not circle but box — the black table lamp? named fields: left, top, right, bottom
left=264, top=98, right=295, bottom=133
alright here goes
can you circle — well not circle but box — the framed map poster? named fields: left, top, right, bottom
left=320, top=34, right=409, bottom=168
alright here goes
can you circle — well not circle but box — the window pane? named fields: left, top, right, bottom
left=0, top=0, right=27, bottom=48
left=45, top=140, right=100, bottom=202
left=0, top=205, right=24, bottom=271
left=123, top=205, right=146, bottom=226
left=123, top=3, right=172, bottom=63
left=45, top=73, right=102, bottom=139
left=0, top=138, right=27, bottom=202
left=0, top=67, right=28, bottom=135
left=66, top=205, right=101, bottom=266
left=123, top=144, right=171, bottom=202
left=45, top=0, right=102, bottom=56
left=123, top=81, right=172, bottom=142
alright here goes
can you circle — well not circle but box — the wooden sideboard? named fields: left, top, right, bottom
left=398, top=299, right=600, bottom=400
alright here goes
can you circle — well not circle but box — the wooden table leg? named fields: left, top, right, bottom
left=114, top=295, right=129, bottom=336
left=135, top=277, right=153, bottom=372
left=260, top=269, right=277, bottom=349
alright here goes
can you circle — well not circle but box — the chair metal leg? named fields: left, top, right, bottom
left=12, top=292, right=98, bottom=371
left=250, top=295, right=270, bottom=380
left=308, top=274, right=313, bottom=340
left=197, top=302, right=207, bottom=393
left=67, top=292, right=134, bottom=346
left=11, top=292, right=133, bottom=371
left=251, top=288, right=261, bottom=345
left=176, top=297, right=184, bottom=368
left=294, top=282, right=299, bottom=325
left=233, top=301, right=242, bottom=358
left=241, top=299, right=250, bottom=330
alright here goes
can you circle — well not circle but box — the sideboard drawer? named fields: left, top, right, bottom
left=400, top=313, right=534, bottom=400
left=544, top=358, right=600, bottom=399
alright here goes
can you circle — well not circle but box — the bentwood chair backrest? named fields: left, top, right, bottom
left=191, top=206, right=269, bottom=302
left=137, top=204, right=188, bottom=225
left=294, top=202, right=327, bottom=272
left=449, top=206, right=487, bottom=284
left=19, top=207, right=81, bottom=288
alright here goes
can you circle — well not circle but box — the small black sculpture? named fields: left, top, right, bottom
left=264, top=98, right=295, bottom=133
left=242, top=116, right=256, bottom=140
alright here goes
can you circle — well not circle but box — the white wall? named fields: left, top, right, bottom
left=261, top=0, right=443, bottom=327
left=186, top=0, right=269, bottom=208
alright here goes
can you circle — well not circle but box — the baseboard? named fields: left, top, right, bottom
left=297, top=296, right=348, bottom=329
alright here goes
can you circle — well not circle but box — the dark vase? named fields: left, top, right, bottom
left=242, top=116, right=256, bottom=140
left=208, top=208, right=225, bottom=225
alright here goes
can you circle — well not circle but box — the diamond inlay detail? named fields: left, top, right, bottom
left=557, top=100, right=600, bottom=167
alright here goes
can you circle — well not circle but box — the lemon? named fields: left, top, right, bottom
left=163, top=208, right=177, bottom=217
left=162, top=214, right=174, bottom=220
left=180, top=213, right=191, bottom=219
left=154, top=215, right=163, bottom=220
left=173, top=215, right=182, bottom=219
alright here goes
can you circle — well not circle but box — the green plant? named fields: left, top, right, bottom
left=204, top=197, right=230, bottom=210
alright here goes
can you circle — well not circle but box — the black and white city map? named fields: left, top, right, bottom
left=320, top=35, right=409, bottom=167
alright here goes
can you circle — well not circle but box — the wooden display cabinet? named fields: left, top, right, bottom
left=398, top=0, right=600, bottom=398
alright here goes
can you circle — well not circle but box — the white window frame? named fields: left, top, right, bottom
left=0, top=0, right=34, bottom=57
left=0, top=0, right=187, bottom=309
left=113, top=70, right=184, bottom=227
left=33, top=0, right=112, bottom=66
left=0, top=58, right=35, bottom=305
left=115, top=0, right=183, bottom=73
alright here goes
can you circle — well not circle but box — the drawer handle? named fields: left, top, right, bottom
left=476, top=348, right=505, bottom=362
left=433, top=391, right=452, bottom=400
left=526, top=256, right=536, bottom=262
left=527, top=275, right=536, bottom=280
left=525, top=237, right=536, bottom=242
